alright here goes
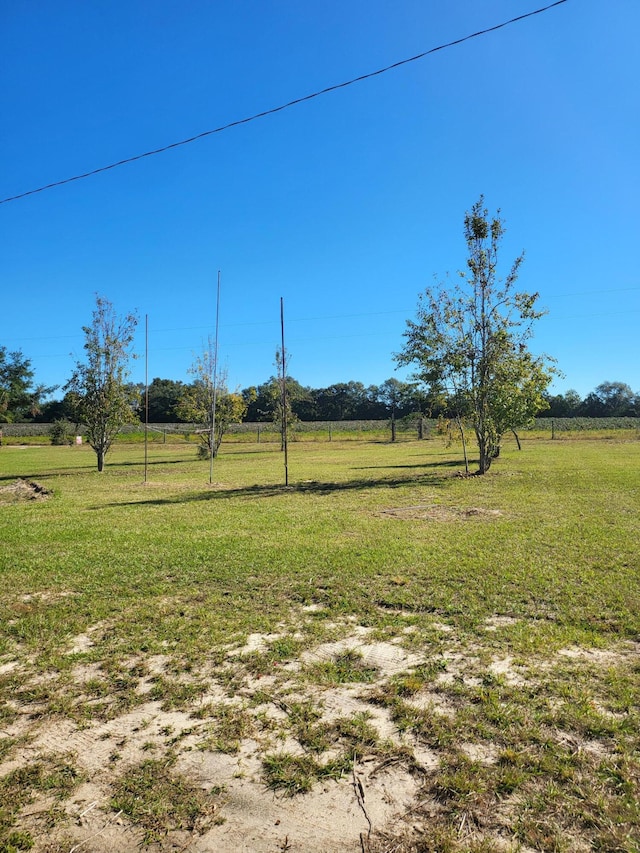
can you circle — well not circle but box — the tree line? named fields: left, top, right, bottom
left=3, top=346, right=638, bottom=426
left=543, top=383, right=640, bottom=418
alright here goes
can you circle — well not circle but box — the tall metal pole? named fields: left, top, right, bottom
left=144, top=313, right=149, bottom=483
left=210, top=271, right=221, bottom=485
left=280, top=297, right=289, bottom=486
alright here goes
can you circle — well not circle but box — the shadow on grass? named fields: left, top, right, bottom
left=352, top=459, right=469, bottom=471
left=93, top=469, right=454, bottom=509
left=104, top=457, right=196, bottom=468
left=0, top=457, right=196, bottom=483
left=0, top=468, right=92, bottom=482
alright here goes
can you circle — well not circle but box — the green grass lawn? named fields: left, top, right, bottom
left=1, top=436, right=638, bottom=851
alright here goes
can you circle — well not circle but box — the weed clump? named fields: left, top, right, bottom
left=111, top=756, right=221, bottom=843
left=309, top=649, right=379, bottom=685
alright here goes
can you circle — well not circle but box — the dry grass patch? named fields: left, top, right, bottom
left=379, top=504, right=504, bottom=521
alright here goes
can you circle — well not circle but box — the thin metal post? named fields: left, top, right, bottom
left=144, top=314, right=149, bottom=483
left=280, top=297, right=289, bottom=486
left=210, top=271, right=221, bottom=485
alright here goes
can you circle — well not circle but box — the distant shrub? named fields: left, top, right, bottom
left=50, top=419, right=75, bottom=446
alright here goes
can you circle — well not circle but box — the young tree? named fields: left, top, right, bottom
left=273, top=346, right=297, bottom=451
left=65, top=296, right=139, bottom=472
left=175, top=344, right=247, bottom=459
left=397, top=197, right=556, bottom=474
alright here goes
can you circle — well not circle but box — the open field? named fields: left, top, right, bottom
left=0, top=437, right=639, bottom=852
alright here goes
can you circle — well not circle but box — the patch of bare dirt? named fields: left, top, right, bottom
left=0, top=478, right=52, bottom=504
left=488, top=654, right=527, bottom=686
left=301, top=635, right=422, bottom=678
left=180, top=751, right=422, bottom=853
left=484, top=614, right=520, bottom=631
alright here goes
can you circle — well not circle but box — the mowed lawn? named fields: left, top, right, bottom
left=1, top=436, right=639, bottom=851
left=2, top=437, right=638, bottom=652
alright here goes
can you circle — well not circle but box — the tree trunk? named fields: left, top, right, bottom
left=97, top=449, right=105, bottom=472
left=476, top=432, right=493, bottom=474
left=478, top=449, right=492, bottom=474
left=456, top=417, right=469, bottom=475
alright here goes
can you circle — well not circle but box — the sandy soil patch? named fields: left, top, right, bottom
left=484, top=614, right=520, bottom=631
left=3, top=617, right=637, bottom=852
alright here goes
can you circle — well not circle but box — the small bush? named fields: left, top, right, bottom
left=49, top=420, right=75, bottom=446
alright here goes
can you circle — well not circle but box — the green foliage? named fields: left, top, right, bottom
left=243, top=377, right=426, bottom=422
left=111, top=756, right=218, bottom=843
left=0, top=347, right=55, bottom=424
left=545, top=388, right=583, bottom=418
left=144, top=377, right=186, bottom=422
left=64, top=296, right=138, bottom=471
left=175, top=345, right=247, bottom=459
left=397, top=197, right=557, bottom=473
left=49, top=420, right=75, bottom=446
left=198, top=704, right=255, bottom=754
left=581, top=381, right=638, bottom=417
left=272, top=347, right=299, bottom=449
left=262, top=752, right=317, bottom=795
left=34, top=392, right=77, bottom=424
left=0, top=830, right=34, bottom=852
left=311, top=380, right=377, bottom=420
left=243, top=375, right=312, bottom=422
left=309, top=649, right=380, bottom=684
left=0, top=753, right=82, bottom=842
left=262, top=749, right=355, bottom=795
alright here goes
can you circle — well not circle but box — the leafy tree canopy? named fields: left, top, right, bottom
left=65, top=296, right=139, bottom=471
left=396, top=197, right=557, bottom=473
left=143, top=377, right=186, bottom=422
left=0, top=346, right=56, bottom=423
left=580, top=381, right=638, bottom=417
left=175, top=346, right=247, bottom=458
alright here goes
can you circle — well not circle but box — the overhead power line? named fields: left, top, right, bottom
left=5, top=282, right=640, bottom=347
left=1, top=0, right=568, bottom=206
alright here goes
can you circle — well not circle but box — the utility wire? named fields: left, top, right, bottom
left=4, top=282, right=639, bottom=347
left=1, top=0, right=568, bottom=206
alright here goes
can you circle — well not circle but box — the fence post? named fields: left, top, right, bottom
left=551, top=419, right=555, bottom=440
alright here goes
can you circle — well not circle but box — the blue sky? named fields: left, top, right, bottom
left=1, top=0, right=638, bottom=400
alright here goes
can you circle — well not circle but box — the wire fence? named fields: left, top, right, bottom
left=2, top=417, right=639, bottom=443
